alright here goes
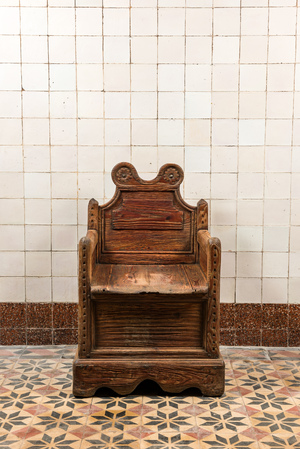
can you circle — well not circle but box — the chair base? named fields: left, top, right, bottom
left=73, top=350, right=225, bottom=397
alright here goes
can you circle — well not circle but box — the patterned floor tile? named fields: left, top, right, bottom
left=39, top=393, right=93, bottom=417
left=80, top=430, right=140, bottom=449
left=140, top=431, right=199, bottom=449
left=0, top=408, right=34, bottom=432
left=258, top=434, right=300, bottom=448
left=0, top=359, right=17, bottom=372
left=236, top=373, right=285, bottom=393
left=30, top=409, right=87, bottom=433
left=0, top=432, right=23, bottom=449
left=48, top=372, right=73, bottom=391
left=87, top=408, right=141, bottom=433
left=20, top=429, right=82, bottom=449
left=196, top=409, right=251, bottom=435
left=243, top=391, right=296, bottom=412
left=1, top=345, right=300, bottom=449
left=141, top=408, right=195, bottom=432
left=231, top=360, right=275, bottom=376
left=249, top=410, right=300, bottom=435
left=226, top=348, right=269, bottom=360
left=194, top=393, right=244, bottom=411
left=291, top=395, right=300, bottom=408
left=143, top=396, right=194, bottom=408
left=2, top=366, right=51, bottom=386
left=282, top=374, right=300, bottom=392
left=14, top=359, right=60, bottom=373
left=273, top=359, right=300, bottom=374
left=92, top=395, right=143, bottom=409
left=20, top=348, right=63, bottom=359
left=268, top=349, right=300, bottom=360
left=200, top=432, right=260, bottom=448
left=0, top=347, right=25, bottom=358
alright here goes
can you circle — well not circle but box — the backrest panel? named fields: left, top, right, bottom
left=111, top=196, right=184, bottom=231
left=97, top=163, right=198, bottom=264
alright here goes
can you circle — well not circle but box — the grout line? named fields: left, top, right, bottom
left=182, top=0, right=187, bottom=198
left=261, top=0, right=271, bottom=313
left=74, top=0, right=79, bottom=307
left=47, top=0, right=53, bottom=312
left=156, top=0, right=159, bottom=173
left=129, top=0, right=133, bottom=168
left=287, top=0, right=298, bottom=322
left=209, top=0, right=214, bottom=232
left=102, top=1, right=106, bottom=201
left=234, top=0, right=242, bottom=310
left=19, top=0, right=27, bottom=340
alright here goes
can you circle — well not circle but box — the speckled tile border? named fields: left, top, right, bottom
left=1, top=303, right=299, bottom=347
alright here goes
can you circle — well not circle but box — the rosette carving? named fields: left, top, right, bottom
left=116, top=167, right=132, bottom=184
left=163, top=167, right=180, bottom=184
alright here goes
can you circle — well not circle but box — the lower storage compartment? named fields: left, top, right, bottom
left=92, top=294, right=206, bottom=351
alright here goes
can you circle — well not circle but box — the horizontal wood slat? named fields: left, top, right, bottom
left=112, top=198, right=184, bottom=230
left=91, top=264, right=208, bottom=295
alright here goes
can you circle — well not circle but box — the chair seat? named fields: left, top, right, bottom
left=91, top=264, right=208, bottom=296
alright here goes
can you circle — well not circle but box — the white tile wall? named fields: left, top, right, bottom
left=0, top=0, right=299, bottom=305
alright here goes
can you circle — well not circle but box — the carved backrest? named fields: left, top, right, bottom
left=90, top=163, right=208, bottom=264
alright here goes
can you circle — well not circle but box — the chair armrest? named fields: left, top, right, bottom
left=197, top=230, right=221, bottom=358
left=78, top=229, right=98, bottom=358
left=197, top=230, right=221, bottom=280
left=79, top=229, right=98, bottom=282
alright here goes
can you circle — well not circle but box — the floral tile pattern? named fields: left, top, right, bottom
left=0, top=346, right=300, bottom=448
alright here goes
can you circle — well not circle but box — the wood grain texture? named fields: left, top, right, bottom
left=74, top=163, right=224, bottom=397
left=112, top=197, right=184, bottom=230
left=93, top=295, right=204, bottom=349
left=100, top=190, right=196, bottom=265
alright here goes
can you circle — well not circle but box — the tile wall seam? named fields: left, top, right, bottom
left=102, top=1, right=106, bottom=201
left=102, top=1, right=105, bottom=200
left=235, top=0, right=242, bottom=310
left=287, top=0, right=299, bottom=315
left=183, top=0, right=187, bottom=190
left=156, top=0, right=158, bottom=174
left=19, top=0, right=26, bottom=311
left=130, top=0, right=133, bottom=169
left=261, top=0, right=271, bottom=308
left=47, top=0, right=53, bottom=312
left=74, top=0, right=79, bottom=314
left=210, top=0, right=214, bottom=239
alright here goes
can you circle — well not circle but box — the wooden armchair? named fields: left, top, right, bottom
left=73, top=163, right=225, bottom=397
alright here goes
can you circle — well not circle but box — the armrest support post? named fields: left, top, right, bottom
left=78, top=229, right=98, bottom=358
left=198, top=230, right=221, bottom=358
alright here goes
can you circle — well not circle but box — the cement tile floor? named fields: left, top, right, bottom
left=0, top=346, right=300, bottom=448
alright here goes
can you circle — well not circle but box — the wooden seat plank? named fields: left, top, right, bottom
left=183, top=264, right=207, bottom=292
left=91, top=264, right=208, bottom=295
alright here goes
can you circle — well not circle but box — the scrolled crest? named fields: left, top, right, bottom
left=112, top=162, right=184, bottom=189
left=112, top=163, right=136, bottom=186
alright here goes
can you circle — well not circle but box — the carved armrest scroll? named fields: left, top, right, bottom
left=78, top=229, right=98, bottom=358
left=197, top=230, right=222, bottom=358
